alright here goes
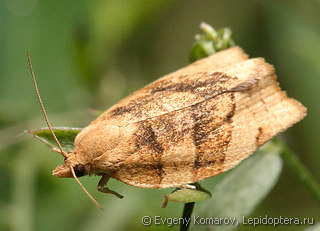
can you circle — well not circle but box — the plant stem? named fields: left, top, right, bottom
left=180, top=202, right=195, bottom=231
left=277, top=140, right=320, bottom=205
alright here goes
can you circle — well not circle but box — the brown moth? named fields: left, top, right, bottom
left=28, top=47, right=306, bottom=209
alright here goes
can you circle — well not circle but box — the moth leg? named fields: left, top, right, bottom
left=97, top=174, right=124, bottom=199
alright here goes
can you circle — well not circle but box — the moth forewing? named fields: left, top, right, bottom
left=81, top=47, right=306, bottom=189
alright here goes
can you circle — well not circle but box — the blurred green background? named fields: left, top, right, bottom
left=0, top=0, right=319, bottom=230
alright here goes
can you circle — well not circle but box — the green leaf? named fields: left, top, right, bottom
left=161, top=183, right=212, bottom=208
left=25, top=127, right=82, bottom=152
left=189, top=22, right=235, bottom=63
left=191, top=141, right=283, bottom=231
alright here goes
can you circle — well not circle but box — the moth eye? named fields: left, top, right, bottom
left=74, top=164, right=86, bottom=177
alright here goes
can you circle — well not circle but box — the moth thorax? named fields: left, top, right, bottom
left=73, top=123, right=121, bottom=160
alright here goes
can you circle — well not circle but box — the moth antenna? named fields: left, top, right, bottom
left=27, top=53, right=102, bottom=210
left=27, top=51, right=68, bottom=159
left=70, top=166, right=103, bottom=210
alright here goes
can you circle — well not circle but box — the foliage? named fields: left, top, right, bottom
left=25, top=127, right=82, bottom=152
left=189, top=22, right=234, bottom=62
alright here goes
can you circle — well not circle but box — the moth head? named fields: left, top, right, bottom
left=52, top=162, right=88, bottom=178
left=52, top=151, right=94, bottom=178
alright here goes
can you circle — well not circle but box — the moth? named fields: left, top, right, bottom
left=27, top=47, right=306, bottom=209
